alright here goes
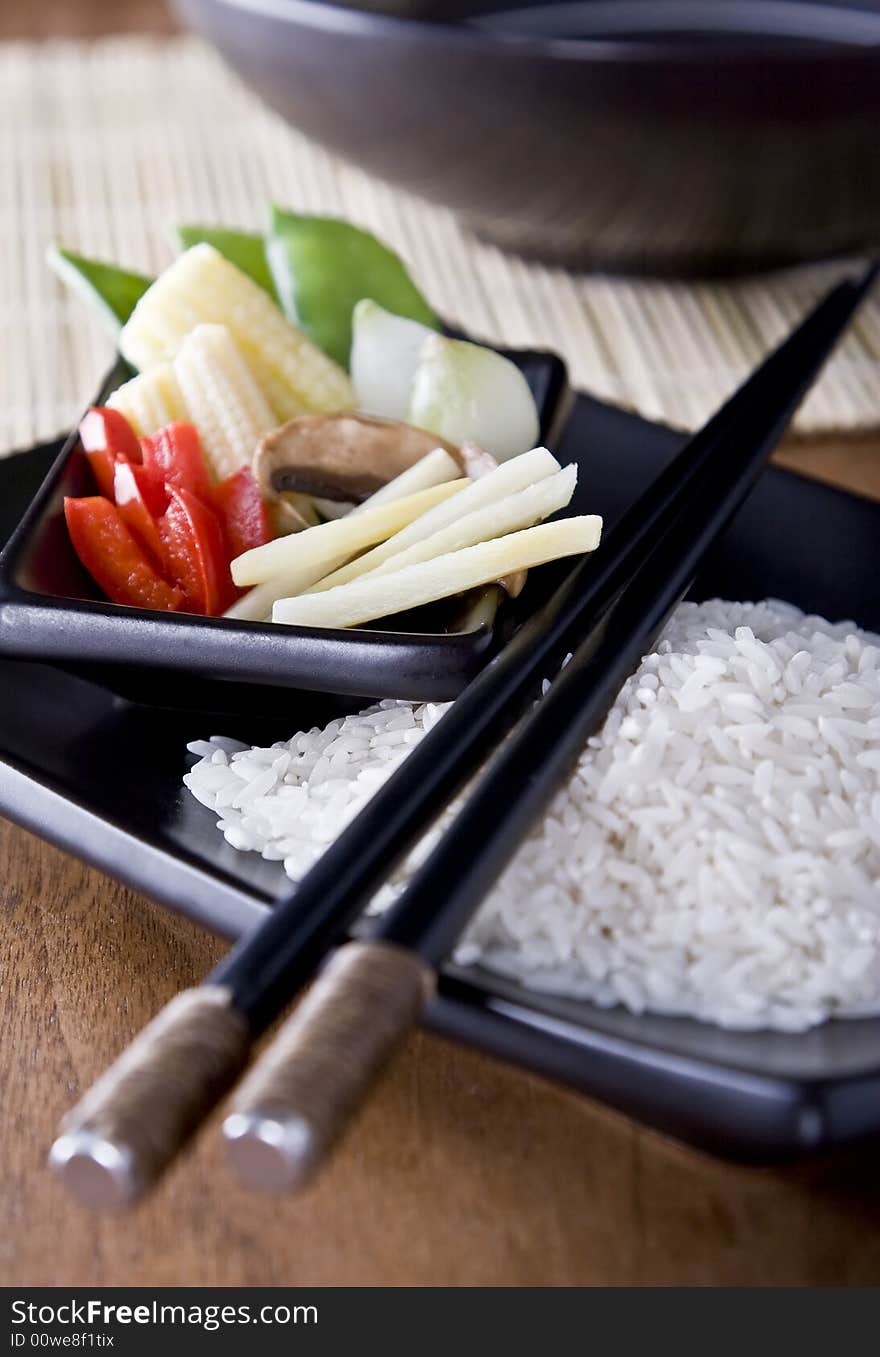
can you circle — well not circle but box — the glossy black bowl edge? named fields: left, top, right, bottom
left=427, top=980, right=880, bottom=1163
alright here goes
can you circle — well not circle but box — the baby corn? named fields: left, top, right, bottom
left=106, top=363, right=188, bottom=436
left=173, top=324, right=275, bottom=480
left=119, top=244, right=355, bottom=421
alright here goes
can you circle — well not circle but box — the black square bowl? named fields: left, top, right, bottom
left=3, top=392, right=880, bottom=1160
left=0, top=348, right=572, bottom=710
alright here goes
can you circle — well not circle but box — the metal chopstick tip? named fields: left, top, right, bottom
left=49, top=1129, right=143, bottom=1212
left=49, top=985, right=251, bottom=1210
left=224, top=941, right=434, bottom=1193
left=223, top=1111, right=318, bottom=1193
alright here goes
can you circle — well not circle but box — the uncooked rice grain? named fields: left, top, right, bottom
left=183, top=599, right=880, bottom=1032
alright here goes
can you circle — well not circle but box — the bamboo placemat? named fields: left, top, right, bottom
left=1, top=35, right=878, bottom=455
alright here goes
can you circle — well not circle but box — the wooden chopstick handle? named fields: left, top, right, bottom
left=49, top=986, right=250, bottom=1210
left=224, top=941, right=434, bottom=1193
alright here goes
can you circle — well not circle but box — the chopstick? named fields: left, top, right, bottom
left=219, top=262, right=878, bottom=1191
left=49, top=263, right=876, bottom=1209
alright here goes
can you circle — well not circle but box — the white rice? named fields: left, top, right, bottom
left=184, top=599, right=880, bottom=1032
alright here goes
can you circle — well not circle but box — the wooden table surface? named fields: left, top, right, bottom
left=4, top=0, right=880, bottom=1290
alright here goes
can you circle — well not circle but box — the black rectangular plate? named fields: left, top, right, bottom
left=2, top=393, right=880, bottom=1163
left=0, top=350, right=570, bottom=708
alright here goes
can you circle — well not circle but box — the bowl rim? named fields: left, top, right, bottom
left=0, top=410, right=499, bottom=701
left=0, top=344, right=571, bottom=702
left=193, top=0, right=880, bottom=64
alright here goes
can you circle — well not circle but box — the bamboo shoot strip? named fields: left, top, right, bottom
left=225, top=450, right=464, bottom=622
left=360, top=447, right=461, bottom=508
left=311, top=446, right=560, bottom=592
left=273, top=516, right=603, bottom=629
left=230, top=480, right=468, bottom=588
left=309, top=464, right=578, bottom=593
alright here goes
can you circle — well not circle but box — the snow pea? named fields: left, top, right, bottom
left=266, top=206, right=439, bottom=369
left=48, top=247, right=152, bottom=329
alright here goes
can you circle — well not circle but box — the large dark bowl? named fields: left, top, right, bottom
left=173, top=0, right=880, bottom=273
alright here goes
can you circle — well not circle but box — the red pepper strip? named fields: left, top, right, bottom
left=212, top=466, right=272, bottom=560
left=126, top=460, right=169, bottom=517
left=79, top=406, right=142, bottom=498
left=141, top=422, right=213, bottom=503
left=113, top=460, right=168, bottom=565
left=64, top=497, right=183, bottom=612
left=159, top=486, right=234, bottom=616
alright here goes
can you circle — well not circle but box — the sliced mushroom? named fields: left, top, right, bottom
left=254, top=413, right=460, bottom=507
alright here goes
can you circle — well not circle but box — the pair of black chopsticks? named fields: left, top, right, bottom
left=50, top=263, right=876, bottom=1209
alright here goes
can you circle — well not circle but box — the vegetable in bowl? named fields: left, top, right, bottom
left=351, top=300, right=540, bottom=462
left=66, top=409, right=271, bottom=614
left=51, top=208, right=599, bottom=625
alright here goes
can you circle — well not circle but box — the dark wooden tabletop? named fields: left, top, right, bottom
left=3, top=0, right=880, bottom=1288
left=0, top=1, right=178, bottom=41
